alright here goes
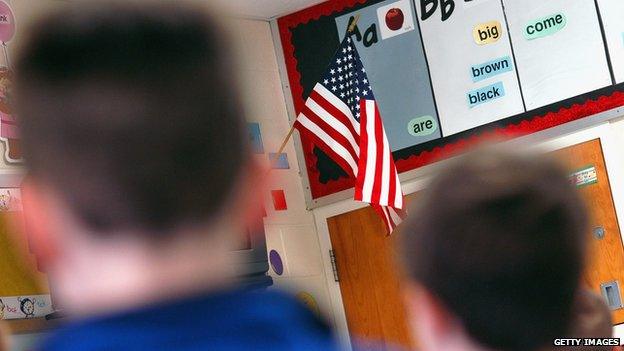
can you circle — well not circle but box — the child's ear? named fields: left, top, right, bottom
left=17, top=179, right=61, bottom=270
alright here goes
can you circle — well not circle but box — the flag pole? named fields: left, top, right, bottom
left=269, top=14, right=361, bottom=168
left=348, top=14, right=361, bottom=33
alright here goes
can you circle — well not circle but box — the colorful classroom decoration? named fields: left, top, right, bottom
left=247, top=122, right=264, bottom=154
left=0, top=68, right=20, bottom=163
left=278, top=0, right=624, bottom=200
left=0, top=189, right=53, bottom=319
left=271, top=190, right=288, bottom=211
left=0, top=1, right=15, bottom=43
left=268, top=153, right=290, bottom=169
left=0, top=1, right=20, bottom=164
left=269, top=249, right=284, bottom=276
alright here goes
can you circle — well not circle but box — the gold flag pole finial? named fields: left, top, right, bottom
left=348, top=14, right=361, bottom=33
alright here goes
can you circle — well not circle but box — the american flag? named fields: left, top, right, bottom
left=294, top=36, right=405, bottom=234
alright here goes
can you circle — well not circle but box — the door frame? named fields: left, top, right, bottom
left=313, top=109, right=624, bottom=349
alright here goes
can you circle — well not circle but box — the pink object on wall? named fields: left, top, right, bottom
left=0, top=1, right=15, bottom=43
left=0, top=110, right=17, bottom=139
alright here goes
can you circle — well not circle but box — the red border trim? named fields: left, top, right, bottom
left=278, top=1, right=624, bottom=200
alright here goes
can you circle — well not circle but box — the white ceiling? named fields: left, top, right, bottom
left=226, top=0, right=327, bottom=20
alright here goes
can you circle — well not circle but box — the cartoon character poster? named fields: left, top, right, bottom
left=0, top=1, right=19, bottom=164
left=0, top=189, right=53, bottom=319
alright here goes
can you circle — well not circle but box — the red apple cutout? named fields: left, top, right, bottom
left=385, top=8, right=404, bottom=31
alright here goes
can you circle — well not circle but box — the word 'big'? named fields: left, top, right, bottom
left=473, top=21, right=502, bottom=45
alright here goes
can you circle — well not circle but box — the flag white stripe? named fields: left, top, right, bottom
left=362, top=100, right=377, bottom=203
left=380, top=206, right=392, bottom=231
left=306, top=98, right=360, bottom=156
left=379, top=119, right=390, bottom=207
left=394, top=172, right=403, bottom=209
left=297, top=113, right=358, bottom=174
left=314, top=84, right=360, bottom=134
left=388, top=207, right=401, bottom=226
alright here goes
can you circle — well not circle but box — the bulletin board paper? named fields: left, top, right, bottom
left=503, top=0, right=612, bottom=110
left=335, top=0, right=441, bottom=151
left=596, top=0, right=624, bottom=84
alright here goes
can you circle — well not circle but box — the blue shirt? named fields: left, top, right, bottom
left=40, top=288, right=340, bottom=351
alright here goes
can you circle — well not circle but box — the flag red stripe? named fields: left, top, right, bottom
left=355, top=101, right=370, bottom=201
left=372, top=204, right=393, bottom=235
left=310, top=90, right=359, bottom=145
left=293, top=120, right=356, bottom=178
left=302, top=105, right=359, bottom=163
left=371, top=104, right=384, bottom=205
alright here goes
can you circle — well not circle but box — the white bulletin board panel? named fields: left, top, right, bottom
left=596, top=0, right=624, bottom=84
left=416, top=0, right=525, bottom=136
left=503, top=0, right=612, bottom=110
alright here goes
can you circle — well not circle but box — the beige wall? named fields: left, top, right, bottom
left=229, top=17, right=335, bottom=324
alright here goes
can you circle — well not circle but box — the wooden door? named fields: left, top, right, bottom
left=327, top=138, right=624, bottom=351
left=327, top=197, right=415, bottom=350
left=552, top=139, right=624, bottom=324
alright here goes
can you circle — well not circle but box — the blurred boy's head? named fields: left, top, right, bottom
left=544, top=290, right=614, bottom=351
left=13, top=1, right=261, bottom=314
left=401, top=150, right=588, bottom=351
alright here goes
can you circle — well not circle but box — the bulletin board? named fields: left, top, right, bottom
left=278, top=0, right=624, bottom=200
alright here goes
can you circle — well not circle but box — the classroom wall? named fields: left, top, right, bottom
left=0, top=0, right=339, bottom=328
left=7, top=0, right=624, bottom=345
left=229, top=18, right=335, bottom=323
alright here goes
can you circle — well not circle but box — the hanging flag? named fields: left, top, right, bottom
left=356, top=98, right=405, bottom=233
left=293, top=36, right=405, bottom=234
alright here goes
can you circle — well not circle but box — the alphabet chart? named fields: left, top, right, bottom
left=278, top=0, right=624, bottom=199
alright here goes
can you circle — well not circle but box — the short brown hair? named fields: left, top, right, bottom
left=401, top=149, right=588, bottom=351
left=14, top=1, right=249, bottom=235
left=566, top=290, right=613, bottom=351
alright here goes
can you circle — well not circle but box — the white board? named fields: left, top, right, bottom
left=415, top=0, right=525, bottom=136
left=596, top=0, right=624, bottom=84
left=502, top=0, right=612, bottom=110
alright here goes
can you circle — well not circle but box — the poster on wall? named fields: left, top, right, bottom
left=278, top=0, right=624, bottom=201
left=0, top=0, right=20, bottom=164
left=0, top=188, right=54, bottom=320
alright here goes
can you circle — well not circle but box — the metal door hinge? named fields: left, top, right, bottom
left=329, top=250, right=339, bottom=282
